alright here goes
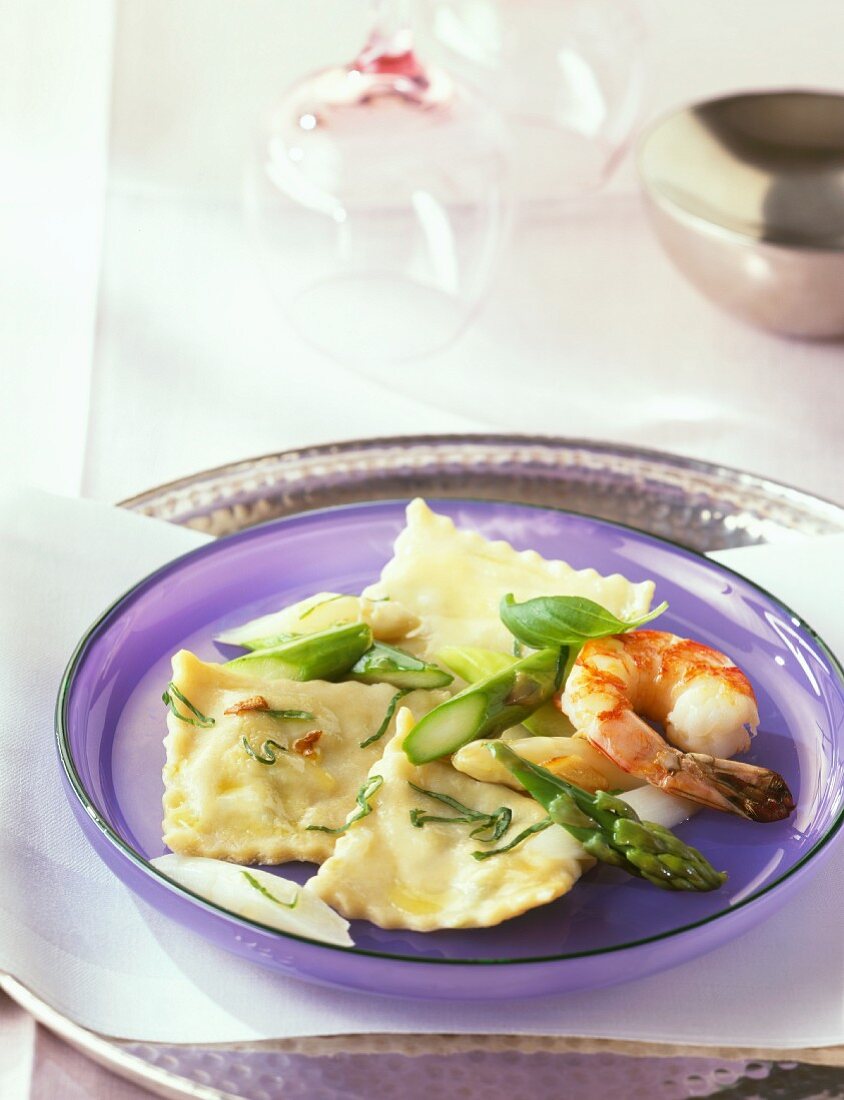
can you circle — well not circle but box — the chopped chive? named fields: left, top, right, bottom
left=307, top=775, right=384, bottom=835
left=359, top=687, right=412, bottom=748
left=241, top=870, right=298, bottom=909
left=298, top=594, right=346, bottom=621
left=162, top=682, right=215, bottom=727
left=472, top=817, right=553, bottom=861
left=407, top=783, right=513, bottom=843
left=242, top=736, right=287, bottom=765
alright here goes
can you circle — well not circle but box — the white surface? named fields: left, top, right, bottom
left=2, top=484, right=844, bottom=1046
left=0, top=0, right=113, bottom=496
left=84, top=189, right=844, bottom=504
left=3, top=0, right=844, bottom=504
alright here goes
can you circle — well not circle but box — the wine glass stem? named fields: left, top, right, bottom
left=368, top=0, right=412, bottom=53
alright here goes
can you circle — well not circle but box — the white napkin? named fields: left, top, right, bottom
left=2, top=483, right=843, bottom=1046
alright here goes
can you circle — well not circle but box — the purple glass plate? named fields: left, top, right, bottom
left=56, top=499, right=844, bottom=1000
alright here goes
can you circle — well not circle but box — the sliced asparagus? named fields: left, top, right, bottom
left=350, top=642, right=453, bottom=690
left=489, top=742, right=726, bottom=892
left=437, top=645, right=575, bottom=737
left=227, top=622, right=373, bottom=681
left=403, top=648, right=566, bottom=765
left=437, top=646, right=514, bottom=683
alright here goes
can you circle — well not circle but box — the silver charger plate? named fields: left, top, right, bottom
left=7, top=435, right=844, bottom=1100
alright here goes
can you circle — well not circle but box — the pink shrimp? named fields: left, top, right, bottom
left=559, top=631, right=794, bottom=823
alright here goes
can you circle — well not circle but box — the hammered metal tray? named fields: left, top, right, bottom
left=7, top=436, right=844, bottom=1100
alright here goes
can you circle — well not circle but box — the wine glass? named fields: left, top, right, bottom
left=245, top=0, right=510, bottom=365
left=416, top=0, right=647, bottom=201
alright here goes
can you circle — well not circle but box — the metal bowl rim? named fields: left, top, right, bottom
left=636, top=87, right=844, bottom=255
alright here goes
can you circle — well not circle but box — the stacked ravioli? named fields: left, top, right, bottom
left=162, top=500, right=655, bottom=932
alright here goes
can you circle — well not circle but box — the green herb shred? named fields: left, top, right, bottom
left=241, top=870, right=298, bottom=909
left=472, top=817, right=553, bottom=861
left=263, top=709, right=315, bottom=721
left=408, top=783, right=513, bottom=843
left=162, top=682, right=215, bottom=727
left=298, top=594, right=346, bottom=621
left=307, top=775, right=384, bottom=835
left=242, top=736, right=287, bottom=765
left=359, top=687, right=412, bottom=748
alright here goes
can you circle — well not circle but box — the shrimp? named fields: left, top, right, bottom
left=559, top=630, right=794, bottom=823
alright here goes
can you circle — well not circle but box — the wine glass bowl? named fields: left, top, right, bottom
left=245, top=26, right=510, bottom=365
left=416, top=0, right=647, bottom=199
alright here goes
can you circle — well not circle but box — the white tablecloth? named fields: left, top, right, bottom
left=2, top=0, right=843, bottom=1095
left=4, top=0, right=843, bottom=508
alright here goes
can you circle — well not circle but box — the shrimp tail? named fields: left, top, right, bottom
left=666, top=751, right=795, bottom=823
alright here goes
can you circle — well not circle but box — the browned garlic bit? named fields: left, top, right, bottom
left=293, top=730, right=323, bottom=757
left=224, top=696, right=269, bottom=715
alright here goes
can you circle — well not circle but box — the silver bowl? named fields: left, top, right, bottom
left=637, top=90, right=844, bottom=338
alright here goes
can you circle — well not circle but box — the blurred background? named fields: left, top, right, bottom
left=3, top=0, right=843, bottom=504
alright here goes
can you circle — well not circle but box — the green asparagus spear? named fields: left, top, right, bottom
left=350, top=642, right=454, bottom=690
left=227, top=622, right=372, bottom=681
left=215, top=593, right=352, bottom=650
left=488, top=742, right=726, bottom=892
left=403, top=647, right=566, bottom=765
left=437, top=646, right=575, bottom=737
left=437, top=646, right=514, bottom=682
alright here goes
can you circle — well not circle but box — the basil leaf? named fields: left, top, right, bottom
left=500, top=594, right=668, bottom=650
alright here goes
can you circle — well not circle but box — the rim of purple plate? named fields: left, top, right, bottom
left=55, top=497, right=844, bottom=967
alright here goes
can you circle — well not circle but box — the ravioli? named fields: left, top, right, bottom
left=162, top=651, right=446, bottom=864
left=363, top=499, right=655, bottom=658
left=311, top=710, right=591, bottom=930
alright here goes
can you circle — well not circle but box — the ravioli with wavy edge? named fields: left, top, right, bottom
left=311, top=710, right=591, bottom=930
left=162, top=651, right=447, bottom=864
left=363, top=499, right=655, bottom=658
